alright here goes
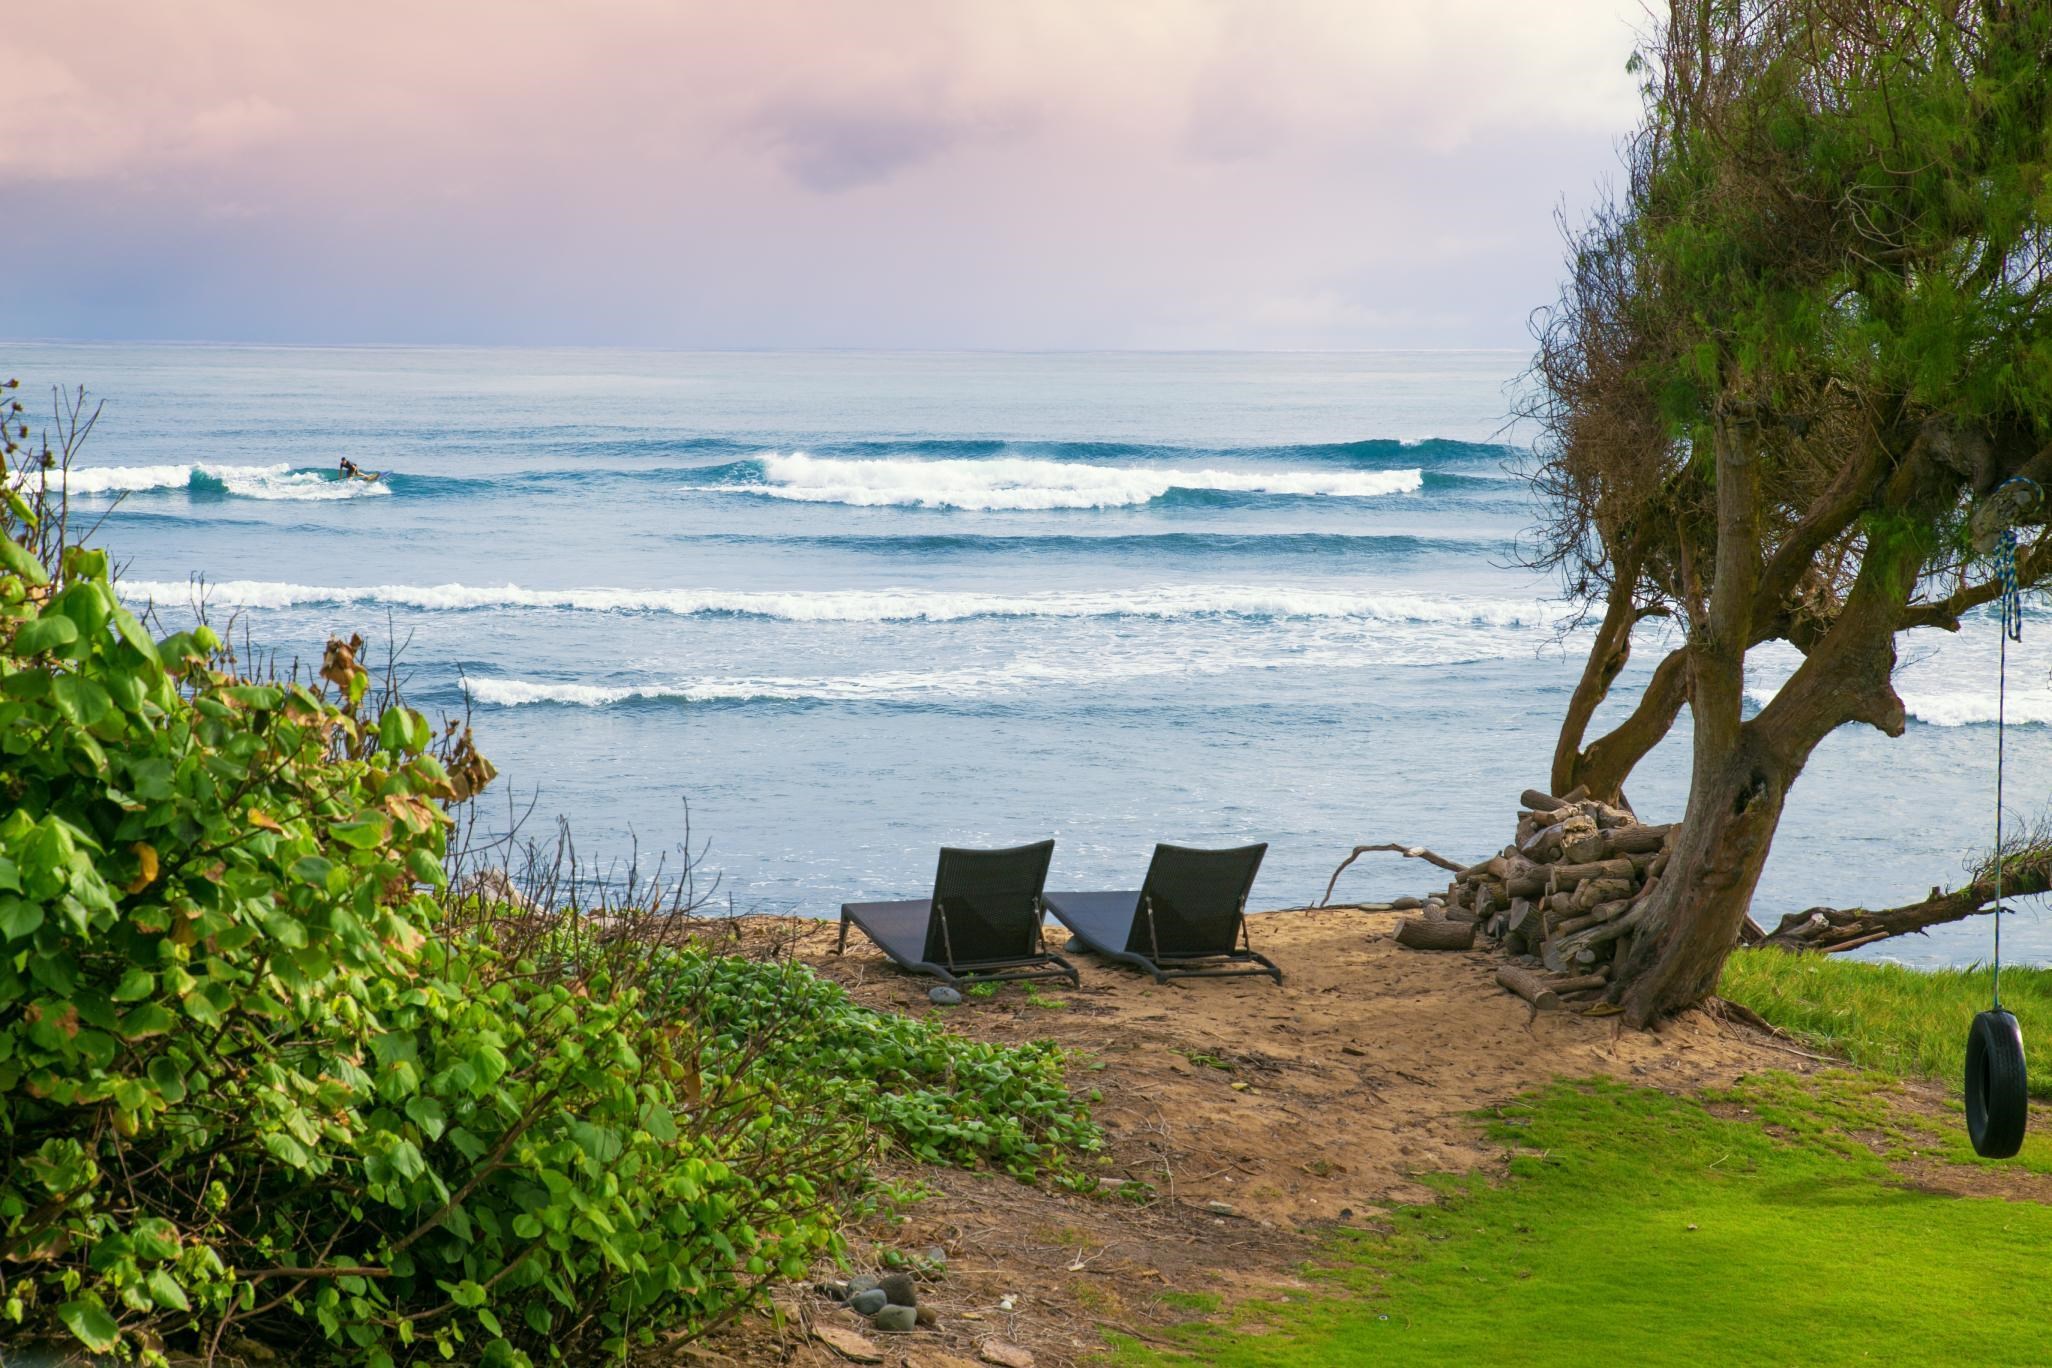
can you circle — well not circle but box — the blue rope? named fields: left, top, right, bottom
left=1998, top=527, right=2024, bottom=644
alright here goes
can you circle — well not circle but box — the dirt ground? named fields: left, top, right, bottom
left=696, top=905, right=1825, bottom=1368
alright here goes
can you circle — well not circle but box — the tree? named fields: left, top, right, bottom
left=1524, top=0, right=2052, bottom=1023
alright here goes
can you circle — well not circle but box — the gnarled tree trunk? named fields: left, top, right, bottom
left=1615, top=460, right=1920, bottom=1023
left=1562, top=645, right=1691, bottom=807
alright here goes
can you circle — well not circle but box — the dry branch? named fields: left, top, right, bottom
left=1320, top=842, right=1470, bottom=907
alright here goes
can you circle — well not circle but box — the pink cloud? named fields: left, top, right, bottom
left=3, top=1, right=1648, bottom=347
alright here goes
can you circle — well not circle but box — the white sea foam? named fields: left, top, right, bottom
left=467, top=665, right=1063, bottom=707
left=40, top=463, right=388, bottom=501
left=120, top=578, right=1547, bottom=626
left=459, top=641, right=1489, bottom=709
left=693, top=451, right=1423, bottom=511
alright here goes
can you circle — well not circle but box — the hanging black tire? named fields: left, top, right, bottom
left=1965, top=1009, right=2028, bottom=1159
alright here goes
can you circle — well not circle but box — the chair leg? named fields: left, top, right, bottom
left=836, top=914, right=850, bottom=954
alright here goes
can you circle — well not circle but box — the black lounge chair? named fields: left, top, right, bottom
left=1045, top=843, right=1278, bottom=984
left=837, top=840, right=1078, bottom=987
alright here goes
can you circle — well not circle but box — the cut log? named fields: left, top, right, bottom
left=1560, top=830, right=1611, bottom=863
left=1548, top=901, right=1647, bottom=962
left=1547, top=858, right=1635, bottom=889
left=1582, top=802, right=1637, bottom=830
left=1518, top=818, right=1577, bottom=861
left=1609, top=824, right=1674, bottom=855
left=1571, top=877, right=1638, bottom=912
left=1395, top=917, right=1476, bottom=951
left=1505, top=862, right=1549, bottom=897
left=1496, top=964, right=1560, bottom=1011
left=1520, top=788, right=1572, bottom=813
left=1545, top=971, right=1611, bottom=993
left=1551, top=912, right=1600, bottom=939
left=1506, top=898, right=1537, bottom=933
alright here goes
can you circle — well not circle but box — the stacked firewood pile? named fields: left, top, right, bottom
left=1389, top=788, right=1675, bottom=1008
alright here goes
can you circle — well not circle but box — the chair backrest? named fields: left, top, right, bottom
left=1129, top=843, right=1268, bottom=955
left=924, top=840, right=1056, bottom=966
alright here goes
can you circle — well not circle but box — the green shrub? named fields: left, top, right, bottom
left=0, top=423, right=1097, bottom=1363
left=662, top=951, right=1100, bottom=1178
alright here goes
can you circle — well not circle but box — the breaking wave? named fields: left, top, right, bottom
left=687, top=452, right=1424, bottom=511
left=120, top=578, right=1546, bottom=626
left=44, top=463, right=389, bottom=501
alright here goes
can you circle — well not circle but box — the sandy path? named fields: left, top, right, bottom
left=699, top=906, right=1813, bottom=1366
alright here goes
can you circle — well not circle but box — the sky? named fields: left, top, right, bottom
left=3, top=1, right=1650, bottom=350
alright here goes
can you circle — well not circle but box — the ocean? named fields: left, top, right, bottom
left=10, top=342, right=2049, bottom=966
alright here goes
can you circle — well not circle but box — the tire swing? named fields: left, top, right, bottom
left=1966, top=503, right=2033, bottom=1160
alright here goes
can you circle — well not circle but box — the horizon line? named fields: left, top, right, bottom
left=3, top=337, right=1532, bottom=357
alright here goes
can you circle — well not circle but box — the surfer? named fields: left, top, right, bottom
left=337, top=457, right=381, bottom=483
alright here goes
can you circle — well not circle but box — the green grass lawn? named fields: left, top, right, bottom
left=1103, top=1073, right=2052, bottom=1367
left=1720, top=951, right=2052, bottom=1097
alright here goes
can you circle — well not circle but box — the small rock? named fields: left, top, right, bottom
left=920, top=1245, right=949, bottom=1271
left=929, top=986, right=963, bottom=1006
left=1390, top=896, right=1424, bottom=910
left=979, top=1340, right=1036, bottom=1368
left=850, top=1287, right=889, bottom=1316
left=813, top=1323, right=884, bottom=1363
left=847, top=1274, right=882, bottom=1296
left=818, top=1280, right=851, bottom=1302
left=872, top=1304, right=918, bottom=1332
left=879, top=1271, right=917, bottom=1307
left=1204, top=1200, right=1235, bottom=1216
left=1063, top=936, right=1085, bottom=953
left=916, top=1303, right=940, bottom=1326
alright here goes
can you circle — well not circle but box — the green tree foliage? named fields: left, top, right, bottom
left=0, top=406, right=1098, bottom=1363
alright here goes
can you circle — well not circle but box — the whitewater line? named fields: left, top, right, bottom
left=119, top=578, right=1548, bottom=627
left=691, top=451, right=1425, bottom=510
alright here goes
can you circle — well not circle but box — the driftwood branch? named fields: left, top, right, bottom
left=1759, top=831, right=2052, bottom=951
left=1320, top=842, right=1470, bottom=907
